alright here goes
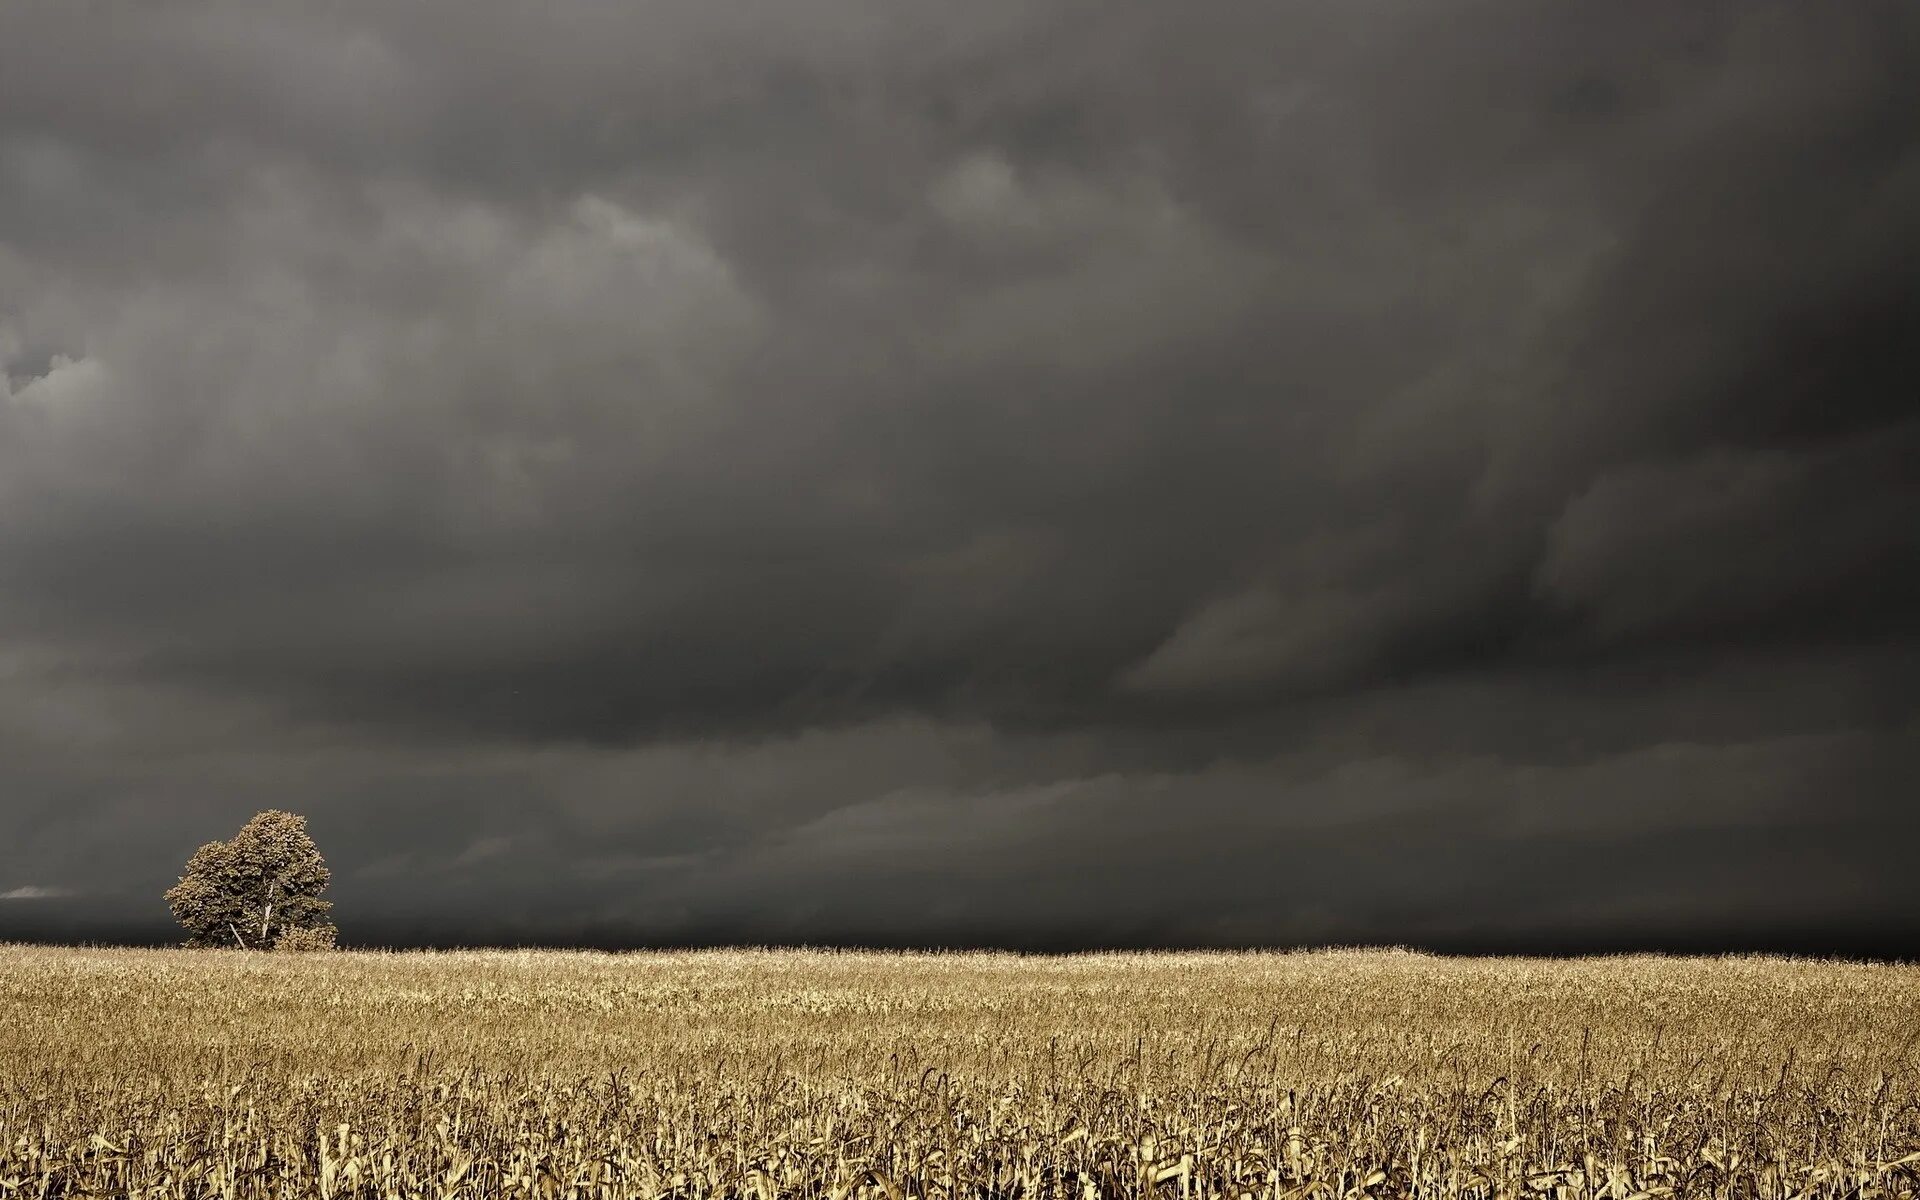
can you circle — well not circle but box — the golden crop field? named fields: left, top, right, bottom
left=1, top=946, right=1916, bottom=1199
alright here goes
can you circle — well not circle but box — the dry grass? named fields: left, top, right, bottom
left=2, top=945, right=1917, bottom=1198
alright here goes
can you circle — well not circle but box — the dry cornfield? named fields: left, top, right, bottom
left=1, top=945, right=1916, bottom=1199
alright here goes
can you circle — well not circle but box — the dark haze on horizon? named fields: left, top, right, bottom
left=1, top=2, right=1917, bottom=955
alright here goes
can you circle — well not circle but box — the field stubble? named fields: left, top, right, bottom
left=1, top=946, right=1916, bottom=1198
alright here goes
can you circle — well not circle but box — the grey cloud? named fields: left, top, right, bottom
left=0, top=0, right=1916, bottom=950
left=0, top=886, right=76, bottom=901
left=1537, top=428, right=1920, bottom=647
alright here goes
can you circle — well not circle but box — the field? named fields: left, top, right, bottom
left=2, top=947, right=1917, bottom=1199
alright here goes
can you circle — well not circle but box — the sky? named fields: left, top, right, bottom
left=1, top=1, right=1917, bottom=954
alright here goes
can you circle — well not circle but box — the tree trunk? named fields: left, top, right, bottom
left=260, top=879, right=277, bottom=943
left=229, top=922, right=248, bottom=949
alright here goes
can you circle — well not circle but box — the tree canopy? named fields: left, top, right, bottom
left=165, top=810, right=336, bottom=950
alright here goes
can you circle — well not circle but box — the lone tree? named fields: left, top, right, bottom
left=165, top=810, right=337, bottom=950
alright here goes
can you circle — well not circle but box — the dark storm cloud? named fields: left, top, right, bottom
left=2, top=1, right=1917, bottom=952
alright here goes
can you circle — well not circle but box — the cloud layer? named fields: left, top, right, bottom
left=2, top=1, right=1917, bottom=951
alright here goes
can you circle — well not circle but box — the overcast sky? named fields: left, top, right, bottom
left=1, top=2, right=1916, bottom=953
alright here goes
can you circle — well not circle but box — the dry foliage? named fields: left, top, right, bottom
left=1, top=945, right=1916, bottom=1198
left=270, top=926, right=339, bottom=954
